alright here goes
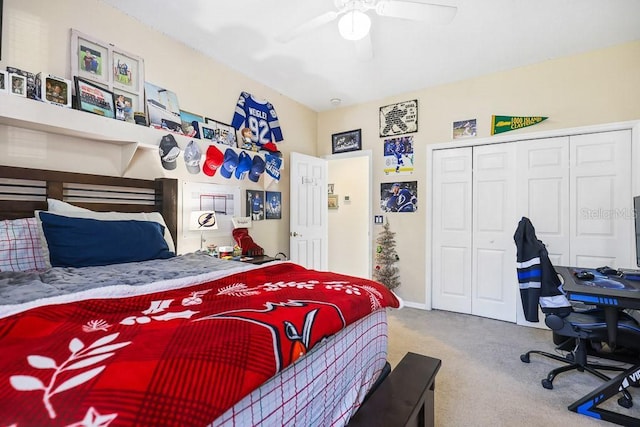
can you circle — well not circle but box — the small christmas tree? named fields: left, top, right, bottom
left=373, top=219, right=400, bottom=290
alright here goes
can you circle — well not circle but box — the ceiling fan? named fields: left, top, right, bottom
left=276, top=0, right=458, bottom=44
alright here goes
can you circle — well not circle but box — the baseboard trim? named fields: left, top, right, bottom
left=403, top=301, right=428, bottom=310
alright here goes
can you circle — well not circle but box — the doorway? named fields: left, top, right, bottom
left=326, top=150, right=372, bottom=278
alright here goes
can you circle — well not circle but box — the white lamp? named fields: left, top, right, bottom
left=338, top=10, right=371, bottom=41
left=189, top=210, right=218, bottom=250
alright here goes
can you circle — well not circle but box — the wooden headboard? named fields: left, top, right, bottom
left=0, top=166, right=178, bottom=245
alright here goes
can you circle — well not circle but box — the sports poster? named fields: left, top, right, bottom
left=380, top=181, right=418, bottom=213
left=265, top=191, right=282, bottom=220
left=383, top=136, right=414, bottom=175
left=246, top=190, right=264, bottom=221
left=379, top=99, right=418, bottom=137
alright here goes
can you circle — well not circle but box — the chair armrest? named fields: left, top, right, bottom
left=545, top=314, right=565, bottom=330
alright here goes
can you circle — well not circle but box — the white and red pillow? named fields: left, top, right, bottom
left=0, top=217, right=47, bottom=272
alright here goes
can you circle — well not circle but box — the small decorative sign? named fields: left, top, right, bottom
left=491, top=115, right=547, bottom=135
left=379, top=99, right=418, bottom=137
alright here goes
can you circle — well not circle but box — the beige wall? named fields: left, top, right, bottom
left=318, top=41, right=640, bottom=305
left=0, top=0, right=318, bottom=256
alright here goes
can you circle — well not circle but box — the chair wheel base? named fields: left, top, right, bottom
left=618, top=396, right=633, bottom=409
left=520, top=354, right=530, bottom=363
left=542, top=379, right=553, bottom=390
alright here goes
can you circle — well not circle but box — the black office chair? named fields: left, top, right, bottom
left=514, top=217, right=640, bottom=408
left=520, top=309, right=640, bottom=406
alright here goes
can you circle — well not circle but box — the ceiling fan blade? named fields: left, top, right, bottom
left=276, top=11, right=339, bottom=43
left=354, top=32, right=374, bottom=61
left=375, top=1, right=457, bottom=24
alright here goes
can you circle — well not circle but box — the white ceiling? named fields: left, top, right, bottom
left=98, top=0, right=640, bottom=112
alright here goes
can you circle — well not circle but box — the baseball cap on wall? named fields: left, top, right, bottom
left=183, top=140, right=202, bottom=174
left=248, top=155, right=265, bottom=182
left=219, top=148, right=239, bottom=179
left=235, top=151, right=252, bottom=179
left=158, top=134, right=181, bottom=170
left=202, top=145, right=224, bottom=176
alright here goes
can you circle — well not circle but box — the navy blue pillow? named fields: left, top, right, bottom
left=39, top=212, right=175, bottom=268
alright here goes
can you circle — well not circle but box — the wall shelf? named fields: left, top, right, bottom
left=0, top=93, right=280, bottom=175
left=0, top=93, right=197, bottom=174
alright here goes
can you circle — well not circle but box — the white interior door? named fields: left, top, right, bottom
left=472, top=143, right=518, bottom=322
left=515, top=137, right=570, bottom=326
left=431, top=147, right=473, bottom=314
left=290, top=152, right=328, bottom=270
left=570, top=130, right=632, bottom=268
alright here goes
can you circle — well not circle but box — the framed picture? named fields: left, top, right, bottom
left=71, top=30, right=110, bottom=85
left=113, top=90, right=138, bottom=123
left=145, top=81, right=182, bottom=133
left=112, top=49, right=143, bottom=93
left=9, top=73, right=26, bottom=97
left=380, top=181, right=418, bottom=213
left=327, top=183, right=334, bottom=194
left=265, top=191, right=282, bottom=220
left=0, top=70, right=7, bottom=93
left=328, top=194, right=339, bottom=209
left=74, top=77, right=115, bottom=119
left=199, top=122, right=216, bottom=142
left=332, top=129, right=362, bottom=154
left=70, top=29, right=145, bottom=112
left=39, top=73, right=72, bottom=108
left=246, top=190, right=264, bottom=221
left=180, top=110, right=204, bottom=138
left=453, top=119, right=477, bottom=139
left=204, top=118, right=238, bottom=147
left=379, top=99, right=418, bottom=137
left=6, top=66, right=36, bottom=99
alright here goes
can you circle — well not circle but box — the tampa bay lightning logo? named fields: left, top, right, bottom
left=196, top=212, right=217, bottom=228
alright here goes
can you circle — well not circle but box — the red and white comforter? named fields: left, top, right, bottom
left=0, top=262, right=400, bottom=426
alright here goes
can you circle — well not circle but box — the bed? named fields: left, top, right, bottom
left=0, top=166, right=401, bottom=426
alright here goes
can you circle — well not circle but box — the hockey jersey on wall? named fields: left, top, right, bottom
left=231, top=91, right=283, bottom=146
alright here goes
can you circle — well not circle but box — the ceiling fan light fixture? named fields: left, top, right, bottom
left=338, top=10, right=371, bottom=41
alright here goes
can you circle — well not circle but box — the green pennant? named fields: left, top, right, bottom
left=491, top=115, right=548, bottom=135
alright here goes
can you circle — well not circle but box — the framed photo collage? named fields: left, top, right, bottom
left=70, top=29, right=144, bottom=123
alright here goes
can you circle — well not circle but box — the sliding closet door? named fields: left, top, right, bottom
left=431, top=147, right=473, bottom=314
left=570, top=130, right=632, bottom=267
left=472, top=143, right=518, bottom=322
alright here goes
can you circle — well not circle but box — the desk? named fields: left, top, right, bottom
left=556, top=266, right=640, bottom=426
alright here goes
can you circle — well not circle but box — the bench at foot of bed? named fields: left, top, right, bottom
left=348, top=352, right=442, bottom=427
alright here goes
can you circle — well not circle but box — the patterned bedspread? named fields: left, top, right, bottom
left=0, top=261, right=400, bottom=426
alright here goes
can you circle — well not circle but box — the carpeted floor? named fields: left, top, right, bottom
left=386, top=307, right=640, bottom=426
